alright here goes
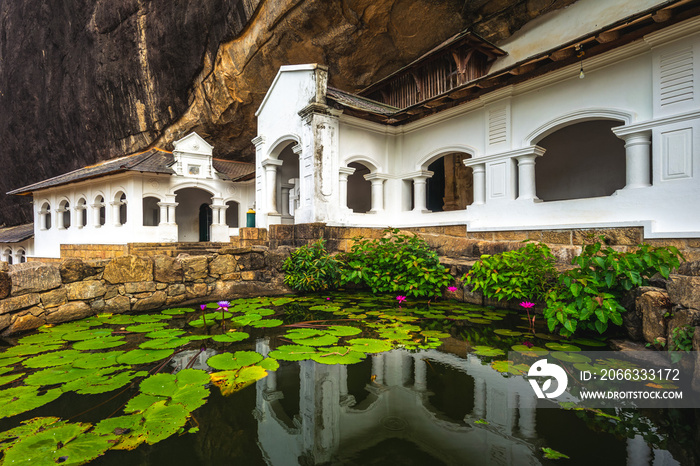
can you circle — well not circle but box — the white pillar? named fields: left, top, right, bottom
left=55, top=208, right=66, bottom=229
left=471, top=163, right=486, bottom=205
left=413, top=355, right=427, bottom=391
left=615, top=130, right=652, bottom=189
left=410, top=171, right=433, bottom=212
left=515, top=146, right=545, bottom=201
left=38, top=209, right=47, bottom=230
left=166, top=203, right=178, bottom=225
left=75, top=206, right=85, bottom=228
left=338, top=166, right=355, bottom=210
left=473, top=377, right=486, bottom=418
left=261, top=159, right=283, bottom=215
left=157, top=202, right=168, bottom=226
left=280, top=184, right=292, bottom=217
left=91, top=203, right=101, bottom=227
left=365, top=173, right=387, bottom=213
left=110, top=201, right=121, bottom=227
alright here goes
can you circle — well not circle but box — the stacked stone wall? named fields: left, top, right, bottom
left=0, top=246, right=292, bottom=336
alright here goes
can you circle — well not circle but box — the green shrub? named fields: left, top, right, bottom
left=282, top=239, right=341, bottom=292
left=463, top=241, right=557, bottom=303
left=340, top=228, right=452, bottom=297
left=463, top=237, right=683, bottom=336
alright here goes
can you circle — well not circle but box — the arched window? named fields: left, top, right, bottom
left=3, top=248, right=12, bottom=264
left=142, top=197, right=160, bottom=226
left=15, top=249, right=25, bottom=264
left=40, top=202, right=51, bottom=230
left=76, top=198, right=87, bottom=228
left=58, top=200, right=71, bottom=229
left=426, top=153, right=473, bottom=212
left=535, top=120, right=626, bottom=201
left=113, top=192, right=127, bottom=226
left=225, top=201, right=239, bottom=228
left=94, top=196, right=106, bottom=227
left=347, top=162, right=372, bottom=213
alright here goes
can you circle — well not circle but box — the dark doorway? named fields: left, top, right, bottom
left=199, top=204, right=212, bottom=242
left=426, top=158, right=446, bottom=212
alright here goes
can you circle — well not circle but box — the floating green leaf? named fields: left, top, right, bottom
left=73, top=351, right=125, bottom=369
left=116, top=349, right=174, bottom=365
left=2, top=343, right=64, bottom=357
left=23, top=349, right=82, bottom=369
left=72, top=336, right=126, bottom=351
left=248, top=319, right=283, bottom=328
left=133, top=314, right=172, bottom=323
left=206, top=351, right=263, bottom=371
left=24, top=366, right=93, bottom=387
left=311, top=347, right=366, bottom=365
left=211, top=332, right=250, bottom=343
left=0, top=386, right=62, bottom=419
left=62, top=328, right=114, bottom=341
left=210, top=366, right=268, bottom=396
left=542, top=447, right=570, bottom=460
left=161, top=307, right=195, bottom=316
left=125, top=323, right=169, bottom=333
left=142, top=400, right=190, bottom=444
left=551, top=352, right=591, bottom=364
left=139, top=338, right=190, bottom=350
left=493, top=329, right=523, bottom=337
left=571, top=338, right=607, bottom=347
left=347, top=338, right=392, bottom=354
left=545, top=342, right=582, bottom=352
left=491, top=360, right=530, bottom=375
left=257, top=358, right=279, bottom=371
left=471, top=346, right=505, bottom=357
left=145, top=329, right=186, bottom=339
left=268, top=345, right=317, bottom=362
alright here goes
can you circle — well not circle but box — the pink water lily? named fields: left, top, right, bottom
left=519, top=301, right=535, bottom=308
left=522, top=340, right=534, bottom=348
left=520, top=302, right=536, bottom=333
left=200, top=304, right=207, bottom=311
left=447, top=286, right=458, bottom=292
left=217, top=301, right=230, bottom=308
left=396, top=295, right=407, bottom=305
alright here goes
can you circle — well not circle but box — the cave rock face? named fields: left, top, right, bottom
left=0, top=0, right=574, bottom=225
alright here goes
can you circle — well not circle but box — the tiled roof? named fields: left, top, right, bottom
left=0, top=223, right=33, bottom=243
left=213, top=159, right=255, bottom=181
left=326, top=87, right=399, bottom=116
left=8, top=149, right=175, bottom=195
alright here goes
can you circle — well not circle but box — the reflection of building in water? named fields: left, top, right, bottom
left=252, top=339, right=679, bottom=466
left=170, top=348, right=218, bottom=373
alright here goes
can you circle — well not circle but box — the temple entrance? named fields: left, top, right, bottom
left=199, top=204, right=212, bottom=241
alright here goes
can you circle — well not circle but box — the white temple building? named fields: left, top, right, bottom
left=253, top=1, right=700, bottom=239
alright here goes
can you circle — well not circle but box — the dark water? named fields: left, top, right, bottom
left=1, top=294, right=698, bottom=466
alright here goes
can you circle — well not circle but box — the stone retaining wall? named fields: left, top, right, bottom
left=0, top=246, right=292, bottom=336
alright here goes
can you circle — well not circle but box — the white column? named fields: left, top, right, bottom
left=167, top=203, right=178, bottom=225
left=261, top=159, right=283, bottom=215
left=365, top=173, right=387, bottom=213
left=413, top=355, right=427, bottom=391
left=515, top=146, right=545, bottom=201
left=372, top=354, right=384, bottom=385
left=110, top=201, right=121, bottom=226
left=38, top=209, right=47, bottom=230
left=280, top=184, right=292, bottom=217
left=157, top=202, right=168, bottom=226
left=473, top=377, right=486, bottom=418
left=91, top=203, right=101, bottom=227
left=471, top=163, right=486, bottom=205
left=616, top=130, right=652, bottom=189
left=411, top=171, right=433, bottom=212
left=55, top=208, right=66, bottom=229
left=75, top=206, right=85, bottom=228
left=338, top=166, right=355, bottom=210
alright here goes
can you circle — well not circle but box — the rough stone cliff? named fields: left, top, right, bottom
left=0, top=0, right=575, bottom=225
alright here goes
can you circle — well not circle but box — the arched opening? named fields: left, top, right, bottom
left=347, top=162, right=372, bottom=213
left=535, top=120, right=626, bottom=201
left=2, top=248, right=12, bottom=264
left=426, top=153, right=473, bottom=212
left=58, top=200, right=70, bottom=229
left=174, top=187, right=213, bottom=242
left=199, top=204, right=212, bottom=242
left=94, top=195, right=106, bottom=227
left=40, top=202, right=51, bottom=230
left=15, top=249, right=25, bottom=264
left=225, top=201, right=239, bottom=228
left=142, top=197, right=160, bottom=226
left=277, top=143, right=300, bottom=218
left=76, top=198, right=87, bottom=228
left=113, top=192, right=127, bottom=225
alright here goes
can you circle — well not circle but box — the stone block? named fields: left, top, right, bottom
left=166, top=295, right=186, bottom=306
left=678, top=261, right=700, bottom=276
left=0, top=314, right=10, bottom=333
left=687, top=239, right=700, bottom=248
left=154, top=255, right=183, bottom=283
left=40, top=288, right=68, bottom=309
left=186, top=283, right=208, bottom=299
left=0, top=271, right=10, bottom=299
left=220, top=272, right=242, bottom=281
left=0, top=293, right=41, bottom=315
left=181, top=256, right=208, bottom=282
left=91, top=299, right=105, bottom=312
left=10, top=262, right=61, bottom=296
left=65, top=280, right=107, bottom=300
left=209, top=255, right=237, bottom=276
left=541, top=230, right=572, bottom=244
left=269, top=224, right=294, bottom=240
left=621, top=286, right=659, bottom=341
left=240, top=228, right=268, bottom=241
left=103, top=255, right=153, bottom=284
left=241, top=271, right=258, bottom=281
left=3, top=313, right=45, bottom=335
left=0, top=262, right=8, bottom=272
left=493, top=231, right=529, bottom=241
left=572, top=228, right=642, bottom=246
left=132, top=291, right=167, bottom=312
left=692, top=327, right=700, bottom=391
left=103, top=295, right=131, bottom=313
left=167, top=284, right=186, bottom=297
left=236, top=252, right=265, bottom=271
left=156, top=283, right=167, bottom=290
left=219, top=246, right=252, bottom=255
left=667, top=309, right=700, bottom=350
left=639, top=290, right=672, bottom=345
left=59, top=259, right=96, bottom=283
left=667, top=274, right=700, bottom=310
left=104, top=285, right=119, bottom=300
left=48, top=301, right=93, bottom=324
left=124, top=281, right=157, bottom=294
left=265, top=247, right=291, bottom=271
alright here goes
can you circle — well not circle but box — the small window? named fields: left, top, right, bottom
left=40, top=202, right=51, bottom=230
left=142, top=197, right=160, bottom=226
left=59, top=200, right=71, bottom=229
left=225, top=201, right=239, bottom=228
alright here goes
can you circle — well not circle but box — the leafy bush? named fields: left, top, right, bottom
left=463, top=241, right=557, bottom=303
left=282, top=240, right=341, bottom=292
left=340, top=228, right=452, bottom=297
left=463, top=237, right=683, bottom=336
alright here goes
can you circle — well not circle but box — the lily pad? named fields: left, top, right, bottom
left=17, top=332, right=65, bottom=345
left=491, top=360, right=530, bottom=375
left=23, top=350, right=82, bottom=369
left=347, top=338, right=392, bottom=354
left=133, top=314, right=172, bottom=323
left=142, top=400, right=190, bottom=444
left=545, top=342, right=582, bottom=352
left=62, top=370, right=138, bottom=395
left=161, top=307, right=195, bottom=315
left=268, top=345, right=317, bottom=362
left=72, top=336, right=126, bottom=351
left=471, top=346, right=505, bottom=357
left=210, top=366, right=269, bottom=396
left=73, top=351, right=125, bottom=369
left=257, top=358, right=280, bottom=371
left=493, top=329, right=523, bottom=337
left=311, top=347, right=366, bottom=365
left=2, top=344, right=64, bottom=357
left=211, top=332, right=250, bottom=343
left=248, top=319, right=284, bottom=328
left=62, top=328, right=114, bottom=341
left=116, top=349, right=174, bottom=365
left=145, top=329, right=186, bottom=339
left=24, top=366, right=94, bottom=387
left=571, top=338, right=607, bottom=347
left=125, top=323, right=169, bottom=333
left=0, top=373, right=23, bottom=387
left=0, top=386, right=62, bottom=419
left=93, top=414, right=146, bottom=450
left=206, top=351, right=263, bottom=371
left=551, top=352, right=592, bottom=364
left=542, top=447, right=570, bottom=460
left=139, top=338, right=190, bottom=350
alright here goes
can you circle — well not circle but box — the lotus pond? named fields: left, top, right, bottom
left=0, top=293, right=696, bottom=465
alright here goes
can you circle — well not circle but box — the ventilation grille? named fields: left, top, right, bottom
left=660, top=46, right=694, bottom=107
left=488, top=107, right=507, bottom=145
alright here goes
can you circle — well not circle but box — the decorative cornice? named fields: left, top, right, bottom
left=644, top=15, right=700, bottom=48
left=463, top=146, right=545, bottom=166
left=251, top=135, right=265, bottom=147
left=613, top=110, right=700, bottom=137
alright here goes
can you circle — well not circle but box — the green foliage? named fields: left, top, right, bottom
left=544, top=239, right=683, bottom=337
left=671, top=325, right=695, bottom=352
left=282, top=239, right=342, bottom=292
left=340, top=228, right=452, bottom=297
left=463, top=237, right=683, bottom=336
left=463, top=241, right=557, bottom=302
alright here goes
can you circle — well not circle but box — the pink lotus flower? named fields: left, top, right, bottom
left=217, top=301, right=230, bottom=308
left=447, top=286, right=458, bottom=292
left=200, top=304, right=207, bottom=311
left=326, top=297, right=331, bottom=301
left=522, top=340, right=534, bottom=348
left=520, top=302, right=535, bottom=309
left=396, top=295, right=407, bottom=304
